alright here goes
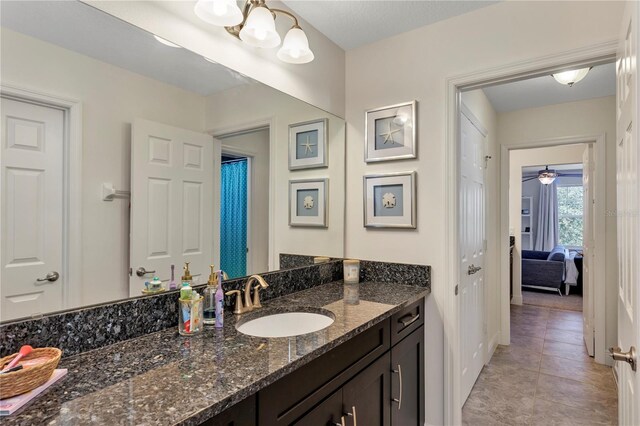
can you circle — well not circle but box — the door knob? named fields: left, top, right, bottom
left=136, top=267, right=156, bottom=277
left=467, top=264, right=482, bottom=275
left=609, top=346, right=636, bottom=371
left=36, top=271, right=59, bottom=282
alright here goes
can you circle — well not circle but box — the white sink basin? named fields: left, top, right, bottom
left=236, top=311, right=334, bottom=338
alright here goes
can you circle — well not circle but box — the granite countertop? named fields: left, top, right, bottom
left=4, top=281, right=429, bottom=425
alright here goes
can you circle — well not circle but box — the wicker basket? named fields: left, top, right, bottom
left=0, top=347, right=62, bottom=399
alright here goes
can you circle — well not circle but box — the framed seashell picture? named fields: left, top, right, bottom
left=363, top=171, right=416, bottom=228
left=289, top=178, right=328, bottom=227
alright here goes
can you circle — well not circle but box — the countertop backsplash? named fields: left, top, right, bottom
left=0, top=258, right=430, bottom=358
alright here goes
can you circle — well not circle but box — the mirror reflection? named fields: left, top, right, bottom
left=0, top=0, right=345, bottom=322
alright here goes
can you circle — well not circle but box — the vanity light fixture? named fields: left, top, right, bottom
left=153, top=35, right=181, bottom=48
left=551, top=67, right=592, bottom=87
left=194, top=0, right=314, bottom=64
left=537, top=166, right=558, bottom=185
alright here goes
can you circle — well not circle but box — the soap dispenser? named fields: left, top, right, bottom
left=203, top=265, right=217, bottom=325
left=180, top=262, right=194, bottom=300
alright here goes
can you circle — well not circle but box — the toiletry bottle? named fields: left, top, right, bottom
left=169, top=264, right=176, bottom=290
left=214, top=270, right=224, bottom=328
left=203, top=265, right=217, bottom=325
left=180, top=262, right=193, bottom=299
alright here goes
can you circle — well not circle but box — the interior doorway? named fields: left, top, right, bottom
left=217, top=127, right=270, bottom=278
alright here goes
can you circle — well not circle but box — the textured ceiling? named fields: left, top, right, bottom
left=0, top=1, right=251, bottom=96
left=482, top=62, right=616, bottom=113
left=282, top=0, right=499, bottom=50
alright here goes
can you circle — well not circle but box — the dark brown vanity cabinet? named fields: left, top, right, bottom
left=391, top=322, right=425, bottom=426
left=203, top=297, right=425, bottom=426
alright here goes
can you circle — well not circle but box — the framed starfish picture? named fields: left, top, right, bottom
left=365, top=101, right=416, bottom=162
left=288, top=118, right=328, bottom=170
left=289, top=178, right=329, bottom=227
left=364, top=172, right=416, bottom=228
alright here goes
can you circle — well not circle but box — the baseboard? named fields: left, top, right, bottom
left=486, top=331, right=500, bottom=362
left=511, top=294, right=523, bottom=305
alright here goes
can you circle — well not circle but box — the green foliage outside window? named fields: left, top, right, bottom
left=557, top=185, right=583, bottom=247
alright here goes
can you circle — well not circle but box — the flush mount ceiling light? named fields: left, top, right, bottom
left=538, top=166, right=558, bottom=185
left=551, top=67, right=592, bottom=87
left=193, top=0, right=314, bottom=64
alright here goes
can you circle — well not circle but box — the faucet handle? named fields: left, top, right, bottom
left=252, top=284, right=265, bottom=308
left=225, top=290, right=243, bottom=314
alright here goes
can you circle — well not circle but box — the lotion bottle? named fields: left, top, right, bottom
left=203, top=265, right=217, bottom=325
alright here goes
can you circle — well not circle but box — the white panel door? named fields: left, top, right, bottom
left=582, top=144, right=595, bottom=356
left=130, top=119, right=216, bottom=296
left=615, top=2, right=640, bottom=424
left=459, top=108, right=486, bottom=403
left=1, top=97, right=65, bottom=320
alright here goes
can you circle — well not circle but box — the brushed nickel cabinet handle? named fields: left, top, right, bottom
left=399, top=313, right=420, bottom=327
left=392, top=364, right=403, bottom=410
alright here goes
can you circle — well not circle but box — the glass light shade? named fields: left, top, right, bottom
left=277, top=27, right=314, bottom=64
left=239, top=6, right=281, bottom=48
left=538, top=168, right=558, bottom=185
left=153, top=35, right=181, bottom=48
left=552, top=67, right=591, bottom=86
left=194, top=0, right=243, bottom=27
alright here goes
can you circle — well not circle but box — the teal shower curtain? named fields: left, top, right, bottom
left=220, top=159, right=247, bottom=279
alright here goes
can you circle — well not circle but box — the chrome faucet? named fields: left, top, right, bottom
left=225, top=274, right=269, bottom=314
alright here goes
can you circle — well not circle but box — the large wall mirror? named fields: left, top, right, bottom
left=0, top=1, right=345, bottom=322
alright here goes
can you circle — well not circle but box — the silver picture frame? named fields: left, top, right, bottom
left=289, top=178, right=329, bottom=228
left=363, top=171, right=416, bottom=228
left=365, top=100, right=417, bottom=163
left=288, top=118, right=329, bottom=170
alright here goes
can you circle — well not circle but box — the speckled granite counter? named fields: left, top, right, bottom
left=3, top=281, right=429, bottom=425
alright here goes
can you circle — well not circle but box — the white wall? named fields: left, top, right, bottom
left=1, top=28, right=206, bottom=307
left=501, top=95, right=617, bottom=362
left=86, top=0, right=346, bottom=118
left=461, top=90, right=501, bottom=358
left=345, top=2, right=623, bottom=423
left=204, top=84, right=346, bottom=269
left=218, top=128, right=270, bottom=276
left=509, top=145, right=587, bottom=304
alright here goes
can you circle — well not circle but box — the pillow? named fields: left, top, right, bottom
left=547, top=245, right=566, bottom=261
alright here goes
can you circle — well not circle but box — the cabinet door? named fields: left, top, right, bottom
left=391, top=326, right=425, bottom=426
left=342, top=353, right=391, bottom=426
left=293, top=390, right=344, bottom=426
left=200, top=394, right=256, bottom=426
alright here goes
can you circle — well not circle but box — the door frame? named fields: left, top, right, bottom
left=501, top=135, right=607, bottom=362
left=220, top=146, right=254, bottom=275
left=444, top=40, right=617, bottom=424
left=210, top=119, right=275, bottom=269
left=0, top=83, right=83, bottom=311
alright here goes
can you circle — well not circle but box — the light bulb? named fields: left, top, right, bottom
left=194, top=0, right=243, bottom=27
left=277, top=27, right=314, bottom=64
left=239, top=6, right=281, bottom=48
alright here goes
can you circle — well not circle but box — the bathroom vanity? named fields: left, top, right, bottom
left=1, top=279, right=427, bottom=426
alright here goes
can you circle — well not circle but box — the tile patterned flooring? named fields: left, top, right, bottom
left=462, top=303, right=617, bottom=425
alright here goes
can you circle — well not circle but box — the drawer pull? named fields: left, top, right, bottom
left=345, top=406, right=357, bottom=426
left=398, top=313, right=420, bottom=327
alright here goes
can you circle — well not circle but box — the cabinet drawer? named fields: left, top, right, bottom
left=390, top=298, right=424, bottom=346
left=259, top=320, right=390, bottom=425
left=200, top=394, right=256, bottom=426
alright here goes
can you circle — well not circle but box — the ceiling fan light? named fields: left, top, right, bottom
left=538, top=166, right=558, bottom=185
left=239, top=6, right=281, bottom=48
left=552, top=67, right=591, bottom=86
left=194, top=0, right=243, bottom=27
left=277, top=27, right=314, bottom=64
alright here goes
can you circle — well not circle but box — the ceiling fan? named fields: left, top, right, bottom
left=522, top=165, right=582, bottom=185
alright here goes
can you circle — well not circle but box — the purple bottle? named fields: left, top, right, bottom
left=214, top=270, right=224, bottom=328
